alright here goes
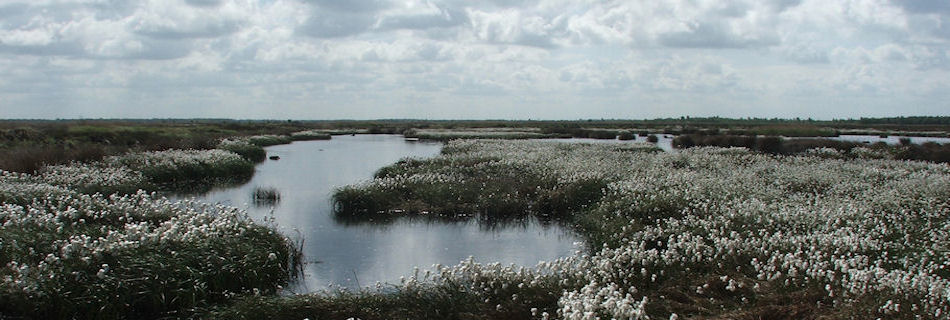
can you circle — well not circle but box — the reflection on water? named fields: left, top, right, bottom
left=173, top=135, right=581, bottom=292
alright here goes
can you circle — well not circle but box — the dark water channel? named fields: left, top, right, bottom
left=176, top=135, right=581, bottom=292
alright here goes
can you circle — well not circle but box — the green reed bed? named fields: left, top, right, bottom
left=316, top=140, right=950, bottom=319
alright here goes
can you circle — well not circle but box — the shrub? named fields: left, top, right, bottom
left=647, top=135, right=659, bottom=143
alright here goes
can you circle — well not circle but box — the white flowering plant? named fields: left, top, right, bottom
left=218, top=138, right=267, bottom=162
left=326, top=140, right=950, bottom=319
left=0, top=183, right=300, bottom=318
left=290, top=130, right=332, bottom=141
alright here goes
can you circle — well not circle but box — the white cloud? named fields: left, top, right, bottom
left=0, top=0, right=948, bottom=119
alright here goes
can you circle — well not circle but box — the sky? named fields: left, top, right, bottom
left=0, top=0, right=948, bottom=120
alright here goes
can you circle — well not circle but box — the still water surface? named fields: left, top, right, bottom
left=177, top=135, right=581, bottom=292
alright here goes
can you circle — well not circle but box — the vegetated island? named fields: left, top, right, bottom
left=1, top=117, right=949, bottom=319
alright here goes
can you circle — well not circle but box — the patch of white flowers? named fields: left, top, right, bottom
left=106, top=149, right=246, bottom=173
left=414, top=128, right=552, bottom=140
left=0, top=185, right=270, bottom=299
left=40, top=163, right=146, bottom=194
left=218, top=138, right=258, bottom=149
left=29, top=149, right=249, bottom=193
left=371, top=140, right=950, bottom=319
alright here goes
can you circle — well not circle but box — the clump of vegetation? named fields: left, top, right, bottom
left=407, top=128, right=564, bottom=141
left=745, top=124, right=839, bottom=137
left=246, top=135, right=293, bottom=147
left=218, top=139, right=267, bottom=162
left=617, top=131, right=635, bottom=140
left=253, top=186, right=281, bottom=206
left=314, top=140, right=950, bottom=319
left=290, top=130, right=332, bottom=141
left=540, top=127, right=621, bottom=139
left=33, top=149, right=254, bottom=194
left=646, top=134, right=659, bottom=143
left=894, top=141, right=950, bottom=163
left=107, top=149, right=254, bottom=187
left=208, top=259, right=572, bottom=320
left=673, top=134, right=950, bottom=163
left=0, top=178, right=300, bottom=319
left=333, top=142, right=660, bottom=220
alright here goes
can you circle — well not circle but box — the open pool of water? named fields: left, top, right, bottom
left=176, top=135, right=581, bottom=292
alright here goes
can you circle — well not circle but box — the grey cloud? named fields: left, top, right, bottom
left=300, top=2, right=469, bottom=38
left=0, top=42, right=85, bottom=56
left=766, top=0, right=802, bottom=12
left=307, top=0, right=391, bottom=13
left=298, top=11, right=375, bottom=38
left=453, top=77, right=507, bottom=96
left=0, top=36, right=190, bottom=60
left=375, top=7, right=468, bottom=31
left=895, top=1, right=950, bottom=14
left=185, top=0, right=224, bottom=8
left=0, top=3, right=29, bottom=19
left=483, top=0, right=538, bottom=8
left=658, top=22, right=778, bottom=49
left=114, top=38, right=192, bottom=60
left=133, top=20, right=243, bottom=39
left=415, top=43, right=448, bottom=61
left=779, top=44, right=830, bottom=64
left=511, top=33, right=557, bottom=48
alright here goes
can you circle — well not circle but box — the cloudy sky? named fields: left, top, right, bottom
left=1, top=0, right=948, bottom=120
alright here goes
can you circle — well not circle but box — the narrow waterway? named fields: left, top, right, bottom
left=177, top=135, right=581, bottom=292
